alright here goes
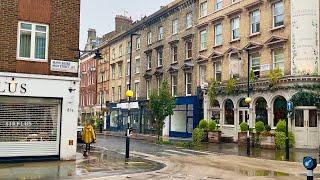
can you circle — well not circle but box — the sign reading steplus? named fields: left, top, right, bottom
left=51, top=60, right=78, bottom=73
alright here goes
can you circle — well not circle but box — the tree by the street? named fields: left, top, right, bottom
left=148, top=80, right=176, bottom=141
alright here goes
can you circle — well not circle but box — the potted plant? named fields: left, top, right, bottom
left=238, top=121, right=249, bottom=146
left=254, top=121, right=265, bottom=146
left=198, top=119, right=208, bottom=142
left=208, top=120, right=221, bottom=143
left=260, top=124, right=276, bottom=149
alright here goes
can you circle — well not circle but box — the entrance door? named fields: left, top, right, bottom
left=239, top=109, right=249, bottom=125
left=294, top=107, right=319, bottom=149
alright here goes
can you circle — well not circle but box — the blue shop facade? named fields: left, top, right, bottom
left=106, top=95, right=203, bottom=138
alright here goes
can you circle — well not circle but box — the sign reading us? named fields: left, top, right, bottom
left=0, top=81, right=27, bottom=94
left=50, top=60, right=78, bottom=73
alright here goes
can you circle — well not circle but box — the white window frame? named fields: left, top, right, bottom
left=186, top=12, right=193, bottom=29
left=111, top=65, right=115, bottom=80
left=158, top=26, right=164, bottom=40
left=250, top=52, right=261, bottom=78
left=215, top=0, right=223, bottom=10
left=272, top=1, right=284, bottom=28
left=250, top=10, right=260, bottom=34
left=157, top=49, right=163, bottom=67
left=172, top=19, right=178, bottom=35
left=118, top=63, right=122, bottom=78
left=185, top=41, right=193, bottom=59
left=147, top=32, right=152, bottom=45
left=214, top=61, right=222, bottom=82
left=135, top=82, right=140, bottom=100
left=136, top=37, right=141, bottom=50
left=147, top=53, right=152, bottom=69
left=146, top=80, right=151, bottom=100
left=199, top=65, right=207, bottom=85
left=200, top=1, right=208, bottom=17
left=135, top=58, right=140, bottom=74
left=171, top=45, right=178, bottom=63
left=272, top=48, right=285, bottom=72
left=214, top=23, right=222, bottom=46
left=185, top=73, right=192, bottom=96
left=171, top=75, right=178, bottom=97
left=200, top=30, right=207, bottom=50
left=231, top=17, right=240, bottom=40
left=17, top=21, right=49, bottom=62
left=118, top=86, right=122, bottom=101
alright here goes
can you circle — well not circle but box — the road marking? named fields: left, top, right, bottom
left=159, top=152, right=175, bottom=156
left=179, top=149, right=212, bottom=155
left=164, top=149, right=193, bottom=156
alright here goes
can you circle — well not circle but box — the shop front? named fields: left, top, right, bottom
left=0, top=72, right=79, bottom=161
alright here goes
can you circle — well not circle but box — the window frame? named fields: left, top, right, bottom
left=214, top=61, right=222, bottom=82
left=136, top=37, right=141, bottom=50
left=146, top=80, right=151, bottom=99
left=17, top=21, right=49, bottom=62
left=185, top=40, right=193, bottom=59
left=135, top=58, right=140, bottom=74
left=231, top=16, right=240, bottom=40
left=147, top=31, right=152, bottom=45
left=272, top=48, right=285, bottom=72
left=119, top=44, right=123, bottom=57
left=250, top=52, right=261, bottom=78
left=215, top=0, right=223, bottom=10
left=172, top=19, right=178, bottom=35
left=118, top=85, right=122, bottom=101
left=135, top=82, right=140, bottom=100
left=250, top=10, right=260, bottom=34
left=171, top=75, right=178, bottom=97
left=186, top=12, right=193, bottom=29
left=185, top=73, right=192, bottom=96
left=199, top=65, right=207, bottom=85
left=171, top=45, right=178, bottom=63
left=111, top=64, right=116, bottom=80
left=158, top=26, right=164, bottom=40
left=157, top=49, right=163, bottom=67
left=200, top=29, right=207, bottom=50
left=272, top=1, right=284, bottom=28
left=147, top=53, right=152, bottom=70
left=214, top=23, right=222, bottom=46
left=200, top=1, right=208, bottom=17
left=118, top=63, right=122, bottom=78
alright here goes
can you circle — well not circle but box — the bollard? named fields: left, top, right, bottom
left=303, top=156, right=317, bottom=180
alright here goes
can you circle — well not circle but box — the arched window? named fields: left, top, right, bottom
left=255, top=97, right=268, bottom=125
left=224, top=99, right=234, bottom=125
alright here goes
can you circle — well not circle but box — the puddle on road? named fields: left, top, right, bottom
left=209, top=163, right=290, bottom=177
left=0, top=147, right=164, bottom=180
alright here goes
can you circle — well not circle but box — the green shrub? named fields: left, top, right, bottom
left=240, top=121, right=249, bottom=132
left=192, top=128, right=204, bottom=144
left=199, top=119, right=208, bottom=129
left=275, top=131, right=295, bottom=149
left=255, top=121, right=265, bottom=134
left=276, top=119, right=286, bottom=132
left=208, top=120, right=217, bottom=132
left=265, top=124, right=272, bottom=132
left=176, top=141, right=191, bottom=148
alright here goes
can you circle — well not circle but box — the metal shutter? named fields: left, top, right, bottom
left=0, top=97, right=61, bottom=157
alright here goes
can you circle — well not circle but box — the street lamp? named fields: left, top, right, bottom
left=94, top=50, right=104, bottom=133
left=125, top=32, right=140, bottom=159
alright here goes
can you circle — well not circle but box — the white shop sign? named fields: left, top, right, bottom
left=116, top=102, right=139, bottom=109
left=51, top=60, right=78, bottom=73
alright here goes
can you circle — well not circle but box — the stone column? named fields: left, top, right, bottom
left=203, top=94, right=209, bottom=120
left=234, top=108, right=238, bottom=141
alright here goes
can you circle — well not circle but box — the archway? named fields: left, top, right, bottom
left=238, top=98, right=249, bottom=125
left=224, top=99, right=234, bottom=125
left=273, top=96, right=287, bottom=127
left=255, top=97, right=268, bottom=125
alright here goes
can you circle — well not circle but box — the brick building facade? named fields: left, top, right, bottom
left=0, top=0, right=80, bottom=160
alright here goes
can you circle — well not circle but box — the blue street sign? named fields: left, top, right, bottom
left=303, top=156, right=317, bottom=170
left=287, top=101, right=294, bottom=112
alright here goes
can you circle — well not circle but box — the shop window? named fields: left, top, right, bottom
left=224, top=99, right=234, bottom=125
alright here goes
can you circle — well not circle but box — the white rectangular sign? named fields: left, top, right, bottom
left=51, top=60, right=78, bottom=73
left=260, top=64, right=270, bottom=72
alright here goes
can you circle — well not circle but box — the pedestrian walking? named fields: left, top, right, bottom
left=82, top=121, right=96, bottom=157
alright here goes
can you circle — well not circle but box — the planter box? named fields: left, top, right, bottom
left=202, top=130, right=208, bottom=142
left=208, top=131, right=221, bottom=143
left=260, top=134, right=276, bottom=149
left=238, top=132, right=255, bottom=146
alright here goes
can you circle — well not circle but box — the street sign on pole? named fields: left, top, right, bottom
left=287, top=101, right=294, bottom=112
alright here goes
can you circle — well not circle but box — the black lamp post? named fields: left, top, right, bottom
left=125, top=32, right=140, bottom=159
left=244, top=48, right=252, bottom=156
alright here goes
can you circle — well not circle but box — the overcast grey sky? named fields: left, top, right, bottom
left=80, top=0, right=173, bottom=49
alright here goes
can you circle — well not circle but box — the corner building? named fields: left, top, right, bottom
left=0, top=0, right=80, bottom=160
left=197, top=0, right=320, bottom=148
